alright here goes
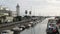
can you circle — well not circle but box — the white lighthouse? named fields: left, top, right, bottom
left=16, top=4, right=20, bottom=16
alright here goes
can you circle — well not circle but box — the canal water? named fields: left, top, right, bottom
left=20, top=18, right=48, bottom=34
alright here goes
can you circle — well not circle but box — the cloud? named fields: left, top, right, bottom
left=47, top=0, right=60, bottom=3
left=0, top=0, right=60, bottom=16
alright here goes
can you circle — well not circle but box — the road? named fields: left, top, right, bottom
left=20, top=18, right=49, bottom=34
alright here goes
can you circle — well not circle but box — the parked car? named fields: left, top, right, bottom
left=23, top=23, right=32, bottom=29
left=36, top=21, right=40, bottom=23
left=56, top=19, right=60, bottom=34
left=46, top=22, right=59, bottom=34
left=46, top=24, right=58, bottom=34
left=48, top=19, right=58, bottom=24
left=29, top=22, right=37, bottom=27
left=19, top=25, right=26, bottom=30
left=11, top=26, right=24, bottom=32
left=55, top=16, right=60, bottom=19
left=1, top=30, right=13, bottom=34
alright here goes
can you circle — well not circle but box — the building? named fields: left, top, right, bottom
left=11, top=11, right=17, bottom=17
left=0, top=6, right=14, bottom=23
left=16, top=4, right=20, bottom=16
left=0, top=6, right=12, bottom=17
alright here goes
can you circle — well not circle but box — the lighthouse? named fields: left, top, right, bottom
left=16, top=4, right=20, bottom=16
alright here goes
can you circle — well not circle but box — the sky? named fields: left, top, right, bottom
left=0, top=0, right=60, bottom=16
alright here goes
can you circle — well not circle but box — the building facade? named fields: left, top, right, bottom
left=0, top=6, right=13, bottom=16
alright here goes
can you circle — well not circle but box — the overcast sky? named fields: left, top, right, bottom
left=0, top=0, right=60, bottom=16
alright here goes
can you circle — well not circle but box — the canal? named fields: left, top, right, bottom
left=20, top=18, right=48, bottom=34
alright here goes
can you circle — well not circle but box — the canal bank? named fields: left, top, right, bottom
left=0, top=18, right=46, bottom=34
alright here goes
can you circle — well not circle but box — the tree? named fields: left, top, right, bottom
left=29, top=11, right=31, bottom=15
left=25, top=10, right=28, bottom=14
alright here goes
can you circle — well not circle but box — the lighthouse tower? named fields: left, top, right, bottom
left=16, top=4, right=20, bottom=16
